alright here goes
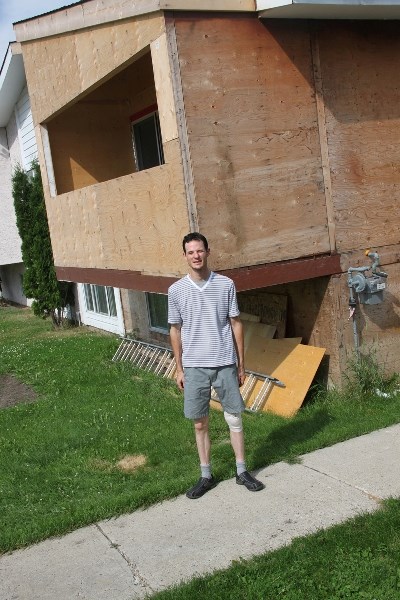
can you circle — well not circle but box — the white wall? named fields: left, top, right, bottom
left=0, top=263, right=32, bottom=306
left=0, top=122, right=23, bottom=265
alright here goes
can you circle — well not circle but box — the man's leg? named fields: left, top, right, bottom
left=194, top=415, right=211, bottom=465
left=186, top=416, right=217, bottom=499
left=223, top=412, right=264, bottom=492
left=229, top=429, right=245, bottom=463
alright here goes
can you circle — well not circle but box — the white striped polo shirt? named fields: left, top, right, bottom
left=168, top=271, right=240, bottom=368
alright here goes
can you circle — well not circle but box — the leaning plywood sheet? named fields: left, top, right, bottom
left=263, top=344, right=325, bottom=417
left=244, top=339, right=325, bottom=417
left=243, top=321, right=276, bottom=355
left=240, top=312, right=261, bottom=322
left=245, top=337, right=302, bottom=375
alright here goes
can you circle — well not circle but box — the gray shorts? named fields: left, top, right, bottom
left=183, top=364, right=245, bottom=420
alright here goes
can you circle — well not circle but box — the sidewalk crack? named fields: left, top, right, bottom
left=95, top=523, right=154, bottom=594
left=301, top=463, right=384, bottom=504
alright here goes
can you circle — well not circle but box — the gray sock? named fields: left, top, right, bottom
left=236, top=461, right=246, bottom=476
left=200, top=464, right=212, bottom=479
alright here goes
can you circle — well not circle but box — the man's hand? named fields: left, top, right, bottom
left=230, top=317, right=245, bottom=387
left=170, top=324, right=184, bottom=390
left=176, top=369, right=185, bottom=390
left=237, top=365, right=246, bottom=387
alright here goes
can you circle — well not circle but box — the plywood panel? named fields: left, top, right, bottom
left=151, top=33, right=179, bottom=143
left=175, top=15, right=330, bottom=270
left=243, top=321, right=276, bottom=355
left=262, top=343, right=326, bottom=417
left=44, top=138, right=190, bottom=276
left=245, top=337, right=302, bottom=374
left=317, top=21, right=400, bottom=253
left=211, top=337, right=324, bottom=415
left=240, top=312, right=260, bottom=323
left=22, top=13, right=165, bottom=124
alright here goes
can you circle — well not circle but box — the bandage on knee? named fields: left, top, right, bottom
left=224, top=411, right=243, bottom=433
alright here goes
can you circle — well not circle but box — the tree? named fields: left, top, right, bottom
left=12, top=161, right=74, bottom=326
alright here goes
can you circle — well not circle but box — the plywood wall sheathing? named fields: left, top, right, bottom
left=174, top=16, right=331, bottom=271
left=165, top=17, right=198, bottom=232
left=14, top=0, right=256, bottom=48
left=334, top=262, right=400, bottom=380
left=21, top=13, right=165, bottom=124
left=310, top=30, right=336, bottom=254
left=316, top=21, right=400, bottom=253
left=46, top=53, right=156, bottom=195
left=151, top=33, right=179, bottom=143
left=44, top=138, right=189, bottom=276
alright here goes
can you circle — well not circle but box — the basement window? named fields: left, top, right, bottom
left=131, top=106, right=165, bottom=171
left=146, top=292, right=168, bottom=332
left=84, top=284, right=117, bottom=317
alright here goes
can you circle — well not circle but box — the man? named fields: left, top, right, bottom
left=168, top=232, right=264, bottom=499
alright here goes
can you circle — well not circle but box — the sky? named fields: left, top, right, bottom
left=0, top=0, right=74, bottom=65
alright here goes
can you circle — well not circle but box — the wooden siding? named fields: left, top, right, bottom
left=21, top=13, right=165, bottom=124
left=174, top=15, right=331, bottom=271
left=46, top=138, right=190, bottom=276
left=317, top=21, right=400, bottom=253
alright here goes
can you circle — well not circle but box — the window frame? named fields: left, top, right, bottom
left=83, top=283, right=118, bottom=318
left=130, top=105, right=165, bottom=171
left=146, top=292, right=169, bottom=334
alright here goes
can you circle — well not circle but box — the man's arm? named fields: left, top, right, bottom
left=169, top=323, right=184, bottom=390
left=230, top=316, right=246, bottom=386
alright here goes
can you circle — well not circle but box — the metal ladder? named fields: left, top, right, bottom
left=211, top=369, right=285, bottom=412
left=113, top=338, right=284, bottom=413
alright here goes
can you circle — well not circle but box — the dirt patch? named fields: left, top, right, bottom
left=0, top=374, right=37, bottom=409
left=116, top=454, right=147, bottom=473
left=88, top=454, right=148, bottom=474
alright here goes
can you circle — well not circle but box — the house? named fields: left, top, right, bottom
left=0, top=42, right=35, bottom=307
left=0, top=42, right=126, bottom=335
left=12, top=0, right=400, bottom=384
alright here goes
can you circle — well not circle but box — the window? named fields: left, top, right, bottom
left=146, top=292, right=168, bottom=332
left=83, top=284, right=117, bottom=317
left=131, top=107, right=164, bottom=171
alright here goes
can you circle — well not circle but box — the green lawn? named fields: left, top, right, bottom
left=1, top=306, right=399, bottom=557
left=152, top=498, right=400, bottom=600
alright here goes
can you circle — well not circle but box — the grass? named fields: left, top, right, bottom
left=151, top=498, right=400, bottom=600
left=1, top=305, right=400, bottom=556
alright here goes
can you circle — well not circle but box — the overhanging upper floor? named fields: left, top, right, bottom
left=12, top=4, right=400, bottom=292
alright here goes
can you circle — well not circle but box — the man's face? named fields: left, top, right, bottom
left=184, top=240, right=210, bottom=271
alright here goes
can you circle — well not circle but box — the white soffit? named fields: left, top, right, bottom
left=0, top=45, right=25, bottom=127
left=257, top=0, right=400, bottom=19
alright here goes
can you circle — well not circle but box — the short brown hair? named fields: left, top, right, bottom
left=182, top=232, right=209, bottom=253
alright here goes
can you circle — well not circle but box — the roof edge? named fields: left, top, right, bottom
left=14, top=0, right=256, bottom=45
left=0, top=44, right=26, bottom=127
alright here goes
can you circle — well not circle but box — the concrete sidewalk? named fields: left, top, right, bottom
left=1, top=424, right=399, bottom=600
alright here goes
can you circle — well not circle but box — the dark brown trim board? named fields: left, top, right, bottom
left=56, top=254, right=341, bottom=294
